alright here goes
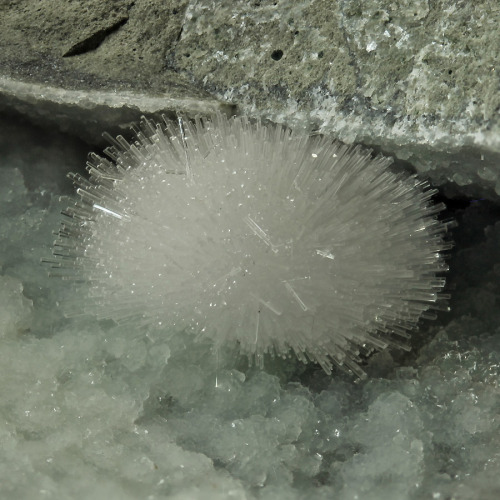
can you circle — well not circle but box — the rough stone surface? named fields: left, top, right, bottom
left=0, top=0, right=184, bottom=92
left=173, top=0, right=500, bottom=199
left=0, top=0, right=499, bottom=197
left=0, top=0, right=233, bottom=143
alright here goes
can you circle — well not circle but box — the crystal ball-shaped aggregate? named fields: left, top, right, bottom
left=49, top=114, right=451, bottom=378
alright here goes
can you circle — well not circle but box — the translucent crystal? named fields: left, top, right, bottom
left=49, top=114, right=451, bottom=377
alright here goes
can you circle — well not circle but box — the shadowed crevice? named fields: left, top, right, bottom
left=63, top=16, right=129, bottom=57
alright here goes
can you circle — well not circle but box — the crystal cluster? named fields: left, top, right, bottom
left=47, top=114, right=451, bottom=377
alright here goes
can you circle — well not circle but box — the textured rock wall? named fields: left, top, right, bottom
left=173, top=0, right=500, bottom=198
left=0, top=0, right=498, bottom=198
